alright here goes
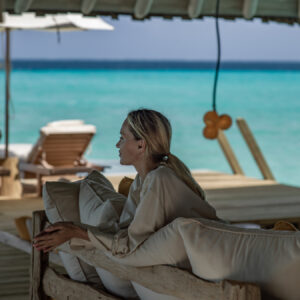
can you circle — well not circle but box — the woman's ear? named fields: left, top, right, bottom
left=138, top=139, right=146, bottom=152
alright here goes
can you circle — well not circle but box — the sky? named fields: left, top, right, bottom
left=3, top=15, right=300, bottom=61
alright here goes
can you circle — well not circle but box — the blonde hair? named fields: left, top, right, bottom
left=126, top=109, right=205, bottom=200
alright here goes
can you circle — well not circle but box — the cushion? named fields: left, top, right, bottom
left=107, top=217, right=300, bottom=300
left=118, top=176, right=134, bottom=197
left=97, top=268, right=138, bottom=299
left=14, top=216, right=32, bottom=241
left=78, top=171, right=138, bottom=299
left=43, top=180, right=101, bottom=285
left=132, top=282, right=180, bottom=300
left=46, top=120, right=84, bottom=127
left=272, top=220, right=298, bottom=231
left=79, top=180, right=126, bottom=229
left=43, top=181, right=81, bottom=222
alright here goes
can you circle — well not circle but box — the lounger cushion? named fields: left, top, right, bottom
left=43, top=180, right=101, bottom=284
left=107, top=217, right=300, bottom=300
left=78, top=171, right=138, bottom=299
left=41, top=124, right=96, bottom=135
left=46, top=120, right=84, bottom=127
left=14, top=216, right=32, bottom=241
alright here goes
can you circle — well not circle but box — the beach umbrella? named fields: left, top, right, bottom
left=0, top=12, right=114, bottom=158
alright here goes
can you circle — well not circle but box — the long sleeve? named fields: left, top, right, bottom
left=87, top=166, right=217, bottom=257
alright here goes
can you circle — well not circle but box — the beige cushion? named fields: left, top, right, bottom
left=78, top=171, right=137, bottom=299
left=108, top=217, right=300, bottom=300
left=43, top=180, right=101, bottom=285
left=79, top=180, right=126, bottom=230
left=118, top=176, right=134, bottom=197
left=41, top=124, right=96, bottom=135
left=14, top=216, right=32, bottom=241
left=132, top=282, right=180, bottom=300
left=43, top=181, right=81, bottom=222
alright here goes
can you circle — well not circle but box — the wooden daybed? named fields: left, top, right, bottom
left=30, top=210, right=261, bottom=300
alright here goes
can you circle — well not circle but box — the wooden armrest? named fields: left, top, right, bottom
left=0, top=166, right=10, bottom=176
left=19, top=162, right=106, bottom=176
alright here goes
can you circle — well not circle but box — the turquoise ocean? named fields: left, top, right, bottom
left=0, top=63, right=299, bottom=186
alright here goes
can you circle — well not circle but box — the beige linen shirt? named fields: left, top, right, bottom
left=78, top=166, right=217, bottom=257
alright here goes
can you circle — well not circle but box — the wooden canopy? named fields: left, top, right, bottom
left=1, top=0, right=300, bottom=25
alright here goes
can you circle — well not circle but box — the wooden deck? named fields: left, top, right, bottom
left=1, top=171, right=300, bottom=299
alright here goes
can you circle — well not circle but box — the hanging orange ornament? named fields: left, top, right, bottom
left=203, top=111, right=219, bottom=126
left=217, top=114, right=232, bottom=130
left=203, top=125, right=218, bottom=140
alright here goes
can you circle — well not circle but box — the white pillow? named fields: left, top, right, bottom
left=78, top=171, right=138, bottom=299
left=107, top=217, right=300, bottom=300
left=132, top=282, right=180, bottom=300
left=79, top=180, right=125, bottom=230
left=43, top=180, right=101, bottom=285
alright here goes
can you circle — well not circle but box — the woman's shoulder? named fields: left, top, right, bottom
left=145, top=165, right=176, bottom=184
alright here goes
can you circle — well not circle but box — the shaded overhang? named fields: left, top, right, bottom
left=1, top=0, right=300, bottom=25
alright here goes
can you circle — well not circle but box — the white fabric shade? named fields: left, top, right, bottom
left=0, top=12, right=113, bottom=158
left=0, top=12, right=114, bottom=31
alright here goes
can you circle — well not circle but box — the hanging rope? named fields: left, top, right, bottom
left=52, top=16, right=61, bottom=43
left=202, top=0, right=232, bottom=140
left=212, top=0, right=221, bottom=112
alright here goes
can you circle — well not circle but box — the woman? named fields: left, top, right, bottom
left=33, top=109, right=218, bottom=255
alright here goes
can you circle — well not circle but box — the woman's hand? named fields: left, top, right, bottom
left=33, top=222, right=88, bottom=253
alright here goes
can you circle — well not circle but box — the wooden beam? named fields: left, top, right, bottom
left=30, top=210, right=49, bottom=300
left=5, top=28, right=10, bottom=159
left=243, top=0, right=259, bottom=19
left=14, top=0, right=34, bottom=14
left=134, top=0, right=153, bottom=19
left=188, top=0, right=204, bottom=19
left=1, top=0, right=300, bottom=24
left=236, top=118, right=275, bottom=180
left=81, top=0, right=97, bottom=15
left=43, top=268, right=119, bottom=300
left=217, top=130, right=244, bottom=175
left=0, top=0, right=3, bottom=22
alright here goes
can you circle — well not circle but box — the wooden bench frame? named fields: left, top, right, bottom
left=30, top=210, right=261, bottom=300
left=20, top=162, right=106, bottom=196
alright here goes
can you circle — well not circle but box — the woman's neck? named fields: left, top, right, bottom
left=134, top=160, right=159, bottom=182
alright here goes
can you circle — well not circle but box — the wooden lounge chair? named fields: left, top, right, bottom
left=19, top=120, right=107, bottom=195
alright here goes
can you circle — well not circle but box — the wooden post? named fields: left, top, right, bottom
left=217, top=130, right=244, bottom=175
left=5, top=28, right=11, bottom=159
left=30, top=210, right=50, bottom=300
left=0, top=0, right=3, bottom=22
left=0, top=157, right=22, bottom=197
left=36, top=173, right=43, bottom=197
left=236, top=118, right=275, bottom=180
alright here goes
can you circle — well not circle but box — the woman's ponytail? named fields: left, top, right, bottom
left=163, top=153, right=206, bottom=200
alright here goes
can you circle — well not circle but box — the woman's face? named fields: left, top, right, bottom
left=116, top=120, right=142, bottom=165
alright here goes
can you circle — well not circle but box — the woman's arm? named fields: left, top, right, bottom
left=33, top=222, right=89, bottom=253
